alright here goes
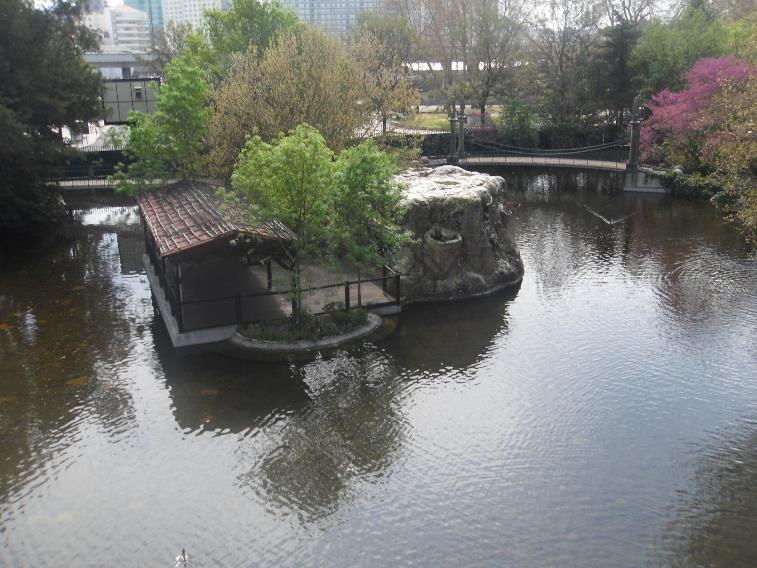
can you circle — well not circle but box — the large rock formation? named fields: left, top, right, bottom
left=394, top=166, right=523, bottom=303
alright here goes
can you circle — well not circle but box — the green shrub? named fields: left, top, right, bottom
left=241, top=306, right=368, bottom=341
left=660, top=171, right=723, bottom=200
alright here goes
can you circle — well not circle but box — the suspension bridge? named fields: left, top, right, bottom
left=54, top=117, right=665, bottom=193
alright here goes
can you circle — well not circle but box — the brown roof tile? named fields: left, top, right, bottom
left=136, top=180, right=295, bottom=257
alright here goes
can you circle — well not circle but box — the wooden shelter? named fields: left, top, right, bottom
left=137, top=180, right=296, bottom=333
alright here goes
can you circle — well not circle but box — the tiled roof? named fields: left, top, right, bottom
left=136, top=180, right=295, bottom=257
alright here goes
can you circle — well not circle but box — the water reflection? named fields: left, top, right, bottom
left=155, top=325, right=309, bottom=434
left=0, top=231, right=142, bottom=506
left=667, top=424, right=757, bottom=566
left=1, top=177, right=755, bottom=566
left=158, top=290, right=516, bottom=524
left=247, top=349, right=405, bottom=522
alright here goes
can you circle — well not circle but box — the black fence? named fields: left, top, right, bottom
left=147, top=248, right=401, bottom=333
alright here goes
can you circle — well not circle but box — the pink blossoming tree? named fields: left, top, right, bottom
left=641, top=56, right=755, bottom=170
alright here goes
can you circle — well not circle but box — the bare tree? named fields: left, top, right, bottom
left=468, top=0, right=528, bottom=124
left=351, top=30, right=420, bottom=134
left=529, top=0, right=600, bottom=134
left=601, top=0, right=655, bottom=25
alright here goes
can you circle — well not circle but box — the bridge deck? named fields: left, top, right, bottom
left=460, top=156, right=627, bottom=171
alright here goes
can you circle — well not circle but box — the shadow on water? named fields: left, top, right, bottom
left=152, top=321, right=310, bottom=434
left=382, top=287, right=517, bottom=374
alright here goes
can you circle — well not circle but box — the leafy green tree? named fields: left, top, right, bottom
left=223, top=125, right=409, bottom=313
left=498, top=98, right=540, bottom=147
left=632, top=6, right=727, bottom=94
left=593, top=21, right=642, bottom=126
left=143, top=22, right=217, bottom=79
left=112, top=51, right=210, bottom=192
left=204, top=0, right=298, bottom=64
left=226, top=124, right=334, bottom=312
left=0, top=0, right=102, bottom=239
left=355, top=11, right=414, bottom=63
left=332, top=140, right=409, bottom=270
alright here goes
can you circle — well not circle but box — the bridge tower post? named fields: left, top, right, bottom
left=628, top=119, right=641, bottom=170
left=447, top=108, right=459, bottom=164
left=457, top=108, right=467, bottom=162
left=627, top=94, right=643, bottom=171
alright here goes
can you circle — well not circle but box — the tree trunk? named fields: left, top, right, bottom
left=382, top=114, right=387, bottom=135
left=290, top=254, right=302, bottom=317
left=480, top=103, right=486, bottom=125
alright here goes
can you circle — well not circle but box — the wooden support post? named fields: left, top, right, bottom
left=235, top=294, right=242, bottom=324
left=344, top=281, right=351, bottom=310
left=177, top=263, right=184, bottom=332
left=266, top=259, right=273, bottom=290
left=357, top=272, right=362, bottom=307
left=382, top=265, right=388, bottom=292
left=394, top=274, right=401, bottom=305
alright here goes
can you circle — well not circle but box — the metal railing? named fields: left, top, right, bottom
left=165, top=264, right=401, bottom=333
left=459, top=155, right=628, bottom=171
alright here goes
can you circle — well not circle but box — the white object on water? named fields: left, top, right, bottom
left=175, top=548, right=190, bottom=567
left=584, top=205, right=635, bottom=226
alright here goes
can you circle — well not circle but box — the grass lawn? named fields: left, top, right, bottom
left=396, top=113, right=450, bottom=129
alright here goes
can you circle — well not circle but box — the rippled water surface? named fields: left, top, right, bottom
left=1, top=170, right=756, bottom=567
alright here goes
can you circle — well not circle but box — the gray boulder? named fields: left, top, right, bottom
left=394, top=165, right=523, bottom=303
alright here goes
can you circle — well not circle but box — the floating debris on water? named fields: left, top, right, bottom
left=65, top=375, right=89, bottom=387
left=0, top=395, right=19, bottom=403
left=0, top=323, right=16, bottom=330
left=200, top=387, right=219, bottom=397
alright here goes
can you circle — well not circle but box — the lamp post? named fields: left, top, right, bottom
left=447, top=107, right=459, bottom=164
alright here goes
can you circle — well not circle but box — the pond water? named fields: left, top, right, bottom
left=1, top=169, right=756, bottom=567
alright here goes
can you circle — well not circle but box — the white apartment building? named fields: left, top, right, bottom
left=111, top=4, right=152, bottom=51
left=161, top=0, right=226, bottom=30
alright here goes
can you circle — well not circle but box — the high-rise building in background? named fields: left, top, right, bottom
left=84, top=8, right=114, bottom=49
left=111, top=4, right=152, bottom=52
left=280, top=0, right=379, bottom=36
left=124, top=0, right=164, bottom=36
left=162, top=0, right=226, bottom=30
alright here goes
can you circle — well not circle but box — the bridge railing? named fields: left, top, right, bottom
left=459, top=154, right=627, bottom=170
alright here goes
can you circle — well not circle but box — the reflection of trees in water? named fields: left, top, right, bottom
left=237, top=348, right=405, bottom=523
left=666, top=428, right=757, bottom=566
left=472, top=167, right=755, bottom=327
left=161, top=292, right=515, bottom=523
left=0, top=231, right=139, bottom=503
